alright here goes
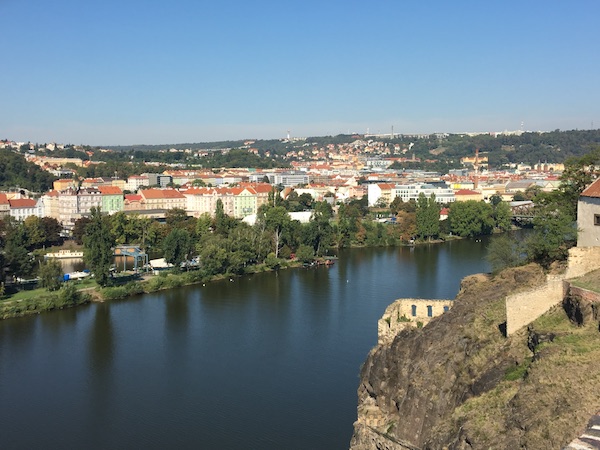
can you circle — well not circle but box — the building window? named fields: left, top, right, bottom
left=427, top=305, right=433, bottom=317
left=411, top=305, right=417, bottom=317
left=595, top=214, right=600, bottom=226
left=443, top=306, right=449, bottom=312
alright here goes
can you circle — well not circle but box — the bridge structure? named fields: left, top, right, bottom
left=510, top=200, right=536, bottom=225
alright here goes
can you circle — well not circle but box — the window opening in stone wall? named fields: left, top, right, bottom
left=411, top=305, right=417, bottom=316
left=595, top=214, right=600, bottom=226
left=427, top=305, right=433, bottom=317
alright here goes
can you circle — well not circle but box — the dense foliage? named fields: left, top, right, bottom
left=83, top=207, right=114, bottom=287
left=487, top=147, right=600, bottom=271
left=0, top=149, right=56, bottom=192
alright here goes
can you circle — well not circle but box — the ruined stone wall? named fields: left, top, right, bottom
left=505, top=247, right=600, bottom=335
left=568, top=285, right=600, bottom=303
left=505, top=276, right=564, bottom=335
left=565, top=246, right=600, bottom=279
left=378, top=298, right=452, bottom=346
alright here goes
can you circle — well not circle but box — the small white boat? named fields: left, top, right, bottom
left=64, top=271, right=90, bottom=281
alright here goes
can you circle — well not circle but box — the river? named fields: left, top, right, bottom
left=0, top=237, right=493, bottom=449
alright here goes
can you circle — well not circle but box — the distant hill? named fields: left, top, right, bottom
left=0, top=149, right=56, bottom=193
left=101, top=129, right=600, bottom=168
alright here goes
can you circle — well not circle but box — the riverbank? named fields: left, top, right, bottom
left=0, top=282, right=91, bottom=320
left=0, top=233, right=473, bottom=321
left=0, top=258, right=314, bottom=319
left=0, top=232, right=471, bottom=321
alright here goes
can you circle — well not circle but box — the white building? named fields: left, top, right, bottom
left=577, top=178, right=600, bottom=247
left=393, top=183, right=455, bottom=204
left=8, top=198, right=42, bottom=221
left=126, top=175, right=150, bottom=192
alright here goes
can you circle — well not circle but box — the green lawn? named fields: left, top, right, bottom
left=3, top=279, right=99, bottom=302
left=570, top=268, right=600, bottom=294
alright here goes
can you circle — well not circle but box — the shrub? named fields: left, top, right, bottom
left=265, top=253, right=280, bottom=270
left=146, top=276, right=167, bottom=292
left=58, top=283, right=80, bottom=306
left=296, top=245, right=315, bottom=263
left=102, top=286, right=128, bottom=300
left=125, top=282, right=145, bottom=296
left=504, top=359, right=531, bottom=381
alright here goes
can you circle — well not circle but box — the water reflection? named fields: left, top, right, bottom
left=88, top=303, right=114, bottom=373
left=86, top=303, right=115, bottom=446
left=0, top=237, right=506, bottom=450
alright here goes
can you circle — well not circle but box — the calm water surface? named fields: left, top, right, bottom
left=0, top=238, right=493, bottom=449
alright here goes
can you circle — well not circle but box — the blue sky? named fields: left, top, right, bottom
left=1, top=0, right=599, bottom=145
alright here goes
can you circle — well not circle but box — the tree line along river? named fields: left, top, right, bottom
left=0, top=236, right=494, bottom=449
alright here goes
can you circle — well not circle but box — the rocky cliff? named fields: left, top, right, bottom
left=350, top=264, right=600, bottom=450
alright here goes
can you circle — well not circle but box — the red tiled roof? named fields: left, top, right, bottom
left=9, top=198, right=36, bottom=208
left=97, top=186, right=123, bottom=195
left=125, top=194, right=142, bottom=201
left=455, top=189, right=480, bottom=196
left=0, top=193, right=8, bottom=204
left=252, top=184, right=273, bottom=194
left=140, top=189, right=185, bottom=199
left=581, top=178, right=600, bottom=198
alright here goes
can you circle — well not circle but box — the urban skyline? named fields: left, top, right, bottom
left=2, top=0, right=599, bottom=146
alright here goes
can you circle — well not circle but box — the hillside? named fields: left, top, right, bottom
left=0, top=149, right=56, bottom=192
left=350, top=264, right=600, bottom=449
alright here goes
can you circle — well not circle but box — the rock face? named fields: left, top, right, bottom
left=350, top=264, right=600, bottom=450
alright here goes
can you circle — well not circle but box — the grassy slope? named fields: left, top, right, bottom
left=441, top=295, right=600, bottom=449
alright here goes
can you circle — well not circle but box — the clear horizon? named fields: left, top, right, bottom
left=2, top=0, right=599, bottom=146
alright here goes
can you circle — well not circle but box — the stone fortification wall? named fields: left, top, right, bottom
left=505, top=247, right=600, bottom=335
left=378, top=298, right=452, bottom=345
left=563, top=283, right=600, bottom=326
left=565, top=246, right=600, bottom=279
left=568, top=285, right=600, bottom=304
left=505, top=275, right=564, bottom=335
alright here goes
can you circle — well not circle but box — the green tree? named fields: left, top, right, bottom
left=83, top=207, right=115, bottom=287
left=524, top=206, right=576, bottom=268
left=4, top=222, right=34, bottom=278
left=198, top=238, right=229, bottom=276
left=493, top=201, right=512, bottom=231
left=39, top=259, right=64, bottom=291
left=448, top=201, right=494, bottom=237
left=559, top=146, right=600, bottom=218
left=296, top=244, right=315, bottom=263
left=262, top=206, right=291, bottom=258
left=165, top=208, right=190, bottom=229
left=214, top=199, right=235, bottom=236
left=486, top=235, right=525, bottom=274
left=163, top=228, right=193, bottom=270
left=72, top=216, right=92, bottom=245
left=390, top=197, right=410, bottom=215
left=416, top=193, right=440, bottom=240
left=109, top=211, right=132, bottom=244
left=23, top=216, right=46, bottom=249
left=40, top=217, right=63, bottom=246
left=195, top=212, right=213, bottom=239
left=489, top=194, right=502, bottom=207
left=303, top=201, right=334, bottom=256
